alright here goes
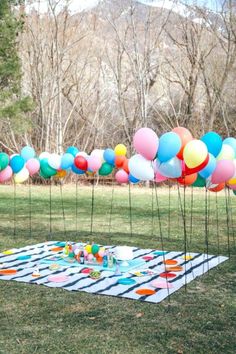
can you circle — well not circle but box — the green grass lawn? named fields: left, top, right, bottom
left=0, top=184, right=235, bottom=354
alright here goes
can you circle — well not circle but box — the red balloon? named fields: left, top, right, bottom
left=74, top=156, right=88, bottom=171
left=177, top=173, right=197, bottom=186
left=115, top=155, right=126, bottom=168
left=182, top=154, right=209, bottom=176
left=209, top=183, right=225, bottom=192
left=122, top=158, right=129, bottom=174
left=172, top=127, right=193, bottom=160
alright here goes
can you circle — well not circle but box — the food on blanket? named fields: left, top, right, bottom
left=32, top=268, right=41, bottom=277
left=182, top=255, right=193, bottom=260
left=118, top=278, right=136, bottom=285
left=163, top=259, right=178, bottom=265
left=160, top=272, right=176, bottom=278
left=130, top=269, right=156, bottom=277
left=166, top=266, right=183, bottom=272
left=115, top=246, right=133, bottom=261
left=50, top=247, right=64, bottom=252
left=150, top=280, right=174, bottom=289
left=49, top=263, right=61, bottom=271
left=0, top=269, right=17, bottom=275
left=136, top=289, right=156, bottom=296
left=142, top=255, right=154, bottom=261
left=81, top=268, right=93, bottom=274
left=89, top=270, right=101, bottom=279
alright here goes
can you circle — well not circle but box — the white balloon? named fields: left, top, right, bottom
left=14, top=167, right=29, bottom=184
left=128, top=154, right=154, bottom=181
left=39, top=152, right=50, bottom=160
left=90, top=149, right=104, bottom=162
left=48, top=153, right=61, bottom=170
left=217, top=144, right=235, bottom=161
left=76, top=151, right=88, bottom=158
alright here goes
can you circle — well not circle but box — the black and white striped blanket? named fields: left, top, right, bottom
left=0, top=241, right=228, bottom=303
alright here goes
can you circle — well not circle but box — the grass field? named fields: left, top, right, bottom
left=0, top=184, right=235, bottom=354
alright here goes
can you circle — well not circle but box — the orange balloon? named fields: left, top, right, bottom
left=115, top=155, right=126, bottom=168
left=177, top=173, right=197, bottom=186
left=97, top=256, right=103, bottom=263
left=209, top=183, right=225, bottom=192
left=122, top=158, right=129, bottom=174
left=172, top=127, right=193, bottom=160
left=56, top=170, right=67, bottom=178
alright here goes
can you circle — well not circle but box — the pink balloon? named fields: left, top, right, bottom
left=98, top=250, right=105, bottom=257
left=0, top=166, right=13, bottom=183
left=155, top=171, right=167, bottom=183
left=87, top=254, right=93, bottom=261
left=211, top=160, right=235, bottom=184
left=26, top=158, right=40, bottom=176
left=133, top=128, right=159, bottom=160
left=115, top=170, right=129, bottom=184
left=87, top=155, right=102, bottom=172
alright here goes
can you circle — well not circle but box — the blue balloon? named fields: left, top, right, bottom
left=223, top=137, right=236, bottom=155
left=10, top=155, right=25, bottom=173
left=158, top=132, right=181, bottom=163
left=128, top=174, right=140, bottom=184
left=199, top=153, right=216, bottom=179
left=66, top=146, right=79, bottom=157
left=103, top=148, right=115, bottom=165
left=157, top=157, right=182, bottom=178
left=20, top=146, right=35, bottom=162
left=60, top=153, right=74, bottom=170
left=201, top=132, right=222, bottom=157
left=71, top=164, right=85, bottom=175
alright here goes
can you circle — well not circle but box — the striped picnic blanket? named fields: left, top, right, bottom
left=0, top=241, right=228, bottom=303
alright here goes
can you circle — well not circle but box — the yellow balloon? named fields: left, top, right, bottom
left=217, top=144, right=235, bottom=161
left=114, top=144, right=127, bottom=156
left=56, top=170, right=67, bottom=178
left=14, top=168, right=29, bottom=184
left=228, top=178, right=236, bottom=185
left=183, top=140, right=208, bottom=169
left=85, top=245, right=92, bottom=254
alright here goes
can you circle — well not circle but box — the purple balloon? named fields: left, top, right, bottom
left=211, top=160, right=235, bottom=184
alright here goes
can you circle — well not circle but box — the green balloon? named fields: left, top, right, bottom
left=233, top=190, right=236, bottom=196
left=39, top=169, right=51, bottom=179
left=192, top=174, right=206, bottom=187
left=0, top=152, right=9, bottom=171
left=99, top=162, right=113, bottom=176
left=40, top=159, right=57, bottom=177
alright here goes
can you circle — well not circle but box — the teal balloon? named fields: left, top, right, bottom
left=66, top=146, right=79, bottom=157
left=21, top=146, right=35, bottom=162
left=158, top=132, right=181, bottom=162
left=192, top=174, right=206, bottom=187
left=99, top=162, right=113, bottom=176
left=0, top=152, right=9, bottom=171
left=201, top=132, right=222, bottom=157
left=40, top=159, right=57, bottom=177
left=233, top=190, right=236, bottom=196
left=10, top=155, right=25, bottom=173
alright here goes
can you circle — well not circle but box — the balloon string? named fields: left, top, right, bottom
left=60, top=183, right=66, bottom=239
left=75, top=178, right=78, bottom=238
left=49, top=180, right=52, bottom=240
left=224, top=188, right=231, bottom=258
left=108, top=181, right=114, bottom=241
left=29, top=178, right=32, bottom=238
left=215, top=192, right=220, bottom=263
left=227, top=188, right=235, bottom=248
left=168, top=182, right=171, bottom=240
left=128, top=183, right=133, bottom=238
left=90, top=178, right=95, bottom=236
left=154, top=183, right=170, bottom=305
left=190, top=186, right=194, bottom=245
left=151, top=184, right=154, bottom=238
left=13, top=182, right=16, bottom=238
left=204, top=188, right=209, bottom=273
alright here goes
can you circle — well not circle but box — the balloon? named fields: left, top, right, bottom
left=0, top=152, right=9, bottom=171
left=71, top=164, right=85, bottom=175
left=228, top=184, right=236, bottom=191
left=74, top=156, right=88, bottom=171
left=128, top=174, right=140, bottom=184
left=177, top=173, right=197, bottom=186
left=183, top=140, right=208, bottom=169
left=155, top=171, right=168, bottom=183
left=10, top=155, right=25, bottom=173
left=223, top=137, right=236, bottom=155
left=211, top=160, right=235, bottom=184
left=128, top=154, right=154, bottom=181
left=76, top=151, right=89, bottom=159
left=227, top=161, right=236, bottom=185
left=39, top=152, right=50, bottom=160
left=157, top=157, right=182, bottom=178
left=209, top=183, right=225, bottom=192
left=115, top=170, right=128, bottom=184
left=56, top=170, right=67, bottom=179
left=0, top=166, right=13, bottom=183
left=40, top=159, right=57, bottom=178
left=48, top=154, right=61, bottom=170
left=87, top=155, right=102, bottom=172
left=90, top=149, right=104, bottom=162
left=26, top=158, right=40, bottom=176
left=158, top=132, right=181, bottom=162
left=14, top=167, right=29, bottom=184
left=91, top=244, right=99, bottom=255
left=199, top=153, right=216, bottom=179
left=98, top=162, right=113, bottom=176
left=122, top=158, right=129, bottom=174
left=233, top=190, right=236, bottom=195
left=115, top=155, right=126, bottom=168
left=172, top=127, right=193, bottom=159
left=114, top=144, right=127, bottom=156
left=201, top=132, right=222, bottom=157
left=103, top=149, right=115, bottom=165
left=192, top=174, right=206, bottom=187
left=133, top=128, right=158, bottom=160
left=182, top=155, right=209, bottom=176
left=20, top=146, right=36, bottom=162
left=217, top=144, right=235, bottom=160
left=66, top=146, right=79, bottom=157
left=60, top=153, right=74, bottom=170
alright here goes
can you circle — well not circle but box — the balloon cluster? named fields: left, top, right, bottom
left=0, top=127, right=235, bottom=194
left=64, top=242, right=106, bottom=264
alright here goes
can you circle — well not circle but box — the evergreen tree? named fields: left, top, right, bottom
left=0, top=0, right=32, bottom=132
